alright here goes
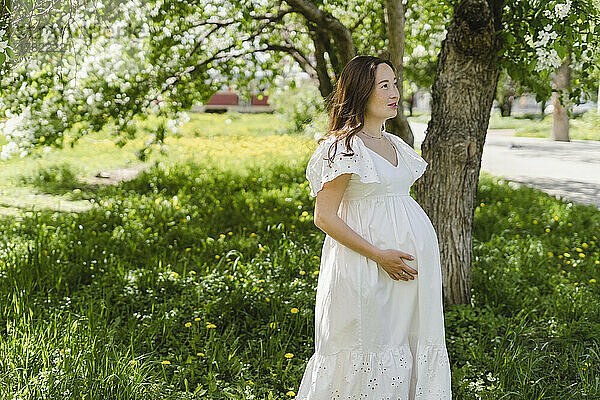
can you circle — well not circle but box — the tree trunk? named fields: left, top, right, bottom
left=414, top=0, right=501, bottom=305
left=551, top=54, right=571, bottom=142
left=384, top=0, right=414, bottom=147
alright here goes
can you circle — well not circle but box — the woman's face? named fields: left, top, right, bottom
left=365, top=63, right=399, bottom=121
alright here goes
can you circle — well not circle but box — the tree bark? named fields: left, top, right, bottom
left=384, top=0, right=414, bottom=147
left=413, top=0, right=501, bottom=305
left=551, top=54, right=571, bottom=142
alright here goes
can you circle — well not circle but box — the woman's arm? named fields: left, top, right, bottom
left=313, top=173, right=382, bottom=263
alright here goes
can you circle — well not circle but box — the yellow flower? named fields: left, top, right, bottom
left=259, top=245, right=266, bottom=252
left=596, top=261, right=600, bottom=264
left=313, top=256, right=320, bottom=260
left=313, top=270, right=320, bottom=275
left=266, top=297, right=270, bottom=302
left=533, top=219, right=537, bottom=224
left=568, top=222, right=573, bottom=226
left=215, top=255, right=220, bottom=259
left=226, top=258, right=231, bottom=261
left=286, top=391, right=296, bottom=397
left=579, top=253, right=585, bottom=258
left=206, top=323, right=216, bottom=329
left=291, top=308, right=299, bottom=314
left=185, top=247, right=191, bottom=252
left=269, top=322, right=277, bottom=328
left=515, top=234, right=520, bottom=238
left=553, top=216, right=559, bottom=221
left=161, top=360, right=171, bottom=365
left=258, top=279, right=265, bottom=283
left=189, top=270, right=196, bottom=275
left=227, top=231, right=233, bottom=235
left=129, top=360, right=136, bottom=365
left=547, top=252, right=554, bottom=257
left=194, top=317, right=201, bottom=321
left=574, top=282, right=579, bottom=286
left=561, top=270, right=566, bottom=274
left=582, top=243, right=588, bottom=248
left=219, top=234, right=226, bottom=239
left=248, top=380, right=254, bottom=385
left=545, top=228, right=550, bottom=232
left=564, top=253, right=571, bottom=258
left=284, top=353, right=294, bottom=358
left=299, top=270, right=306, bottom=275
left=172, top=271, right=179, bottom=277
left=589, top=279, right=596, bottom=283
left=290, top=224, right=295, bottom=229
left=185, top=322, right=192, bottom=327
left=576, top=247, right=583, bottom=252
left=301, top=211, right=309, bottom=217
left=250, top=232, right=256, bottom=237
left=529, top=380, right=535, bottom=384
left=197, top=352, right=204, bottom=357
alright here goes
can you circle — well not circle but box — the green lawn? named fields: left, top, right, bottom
left=0, top=113, right=599, bottom=399
left=408, top=110, right=600, bottom=141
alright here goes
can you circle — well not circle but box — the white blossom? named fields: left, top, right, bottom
left=555, top=0, right=572, bottom=19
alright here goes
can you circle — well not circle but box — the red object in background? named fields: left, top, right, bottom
left=251, top=95, right=269, bottom=106
left=207, top=92, right=239, bottom=105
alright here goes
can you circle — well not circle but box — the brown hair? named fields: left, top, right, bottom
left=319, top=55, right=396, bottom=166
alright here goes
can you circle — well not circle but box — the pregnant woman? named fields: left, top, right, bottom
left=295, top=55, right=452, bottom=399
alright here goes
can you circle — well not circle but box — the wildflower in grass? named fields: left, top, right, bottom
left=226, top=258, right=231, bottom=261
left=545, top=228, right=550, bottom=232
left=515, top=234, right=520, bottom=238
left=185, top=247, right=191, bottom=252
left=190, top=270, right=196, bottom=275
left=299, top=270, right=306, bottom=275
left=286, top=391, right=296, bottom=397
left=553, top=216, right=559, bottom=221
left=197, top=352, right=204, bottom=357
left=185, top=322, right=192, bottom=327
left=313, top=256, right=320, bottom=260
left=228, top=275, right=234, bottom=280
left=219, top=234, right=226, bottom=239
left=301, top=211, right=309, bottom=217
left=291, top=308, right=299, bottom=314
left=284, top=353, right=294, bottom=358
left=596, top=261, right=600, bottom=264
left=130, top=360, right=136, bottom=365
left=548, top=252, right=554, bottom=257
left=480, top=202, right=485, bottom=207
left=161, top=360, right=171, bottom=365
left=250, top=232, right=256, bottom=237
left=314, top=270, right=319, bottom=275
left=228, top=231, right=233, bottom=235
left=194, top=317, right=201, bottom=321
left=259, top=245, right=266, bottom=252
left=568, top=222, right=573, bottom=226
left=529, top=380, right=534, bottom=384
left=258, top=279, right=265, bottom=283
left=172, top=271, right=179, bottom=277
left=206, top=323, right=216, bottom=328
left=558, top=254, right=563, bottom=259
left=576, top=247, right=583, bottom=252
left=291, top=224, right=296, bottom=229
left=215, top=255, right=220, bottom=259
left=533, top=219, right=538, bottom=224
left=564, top=252, right=571, bottom=258
left=269, top=322, right=277, bottom=328
left=248, top=380, right=254, bottom=385
left=574, top=282, right=579, bottom=286
left=566, top=260, right=571, bottom=264
left=266, top=297, right=270, bottom=302
left=579, top=253, right=585, bottom=258
left=582, top=243, right=588, bottom=248
left=561, top=270, right=566, bottom=274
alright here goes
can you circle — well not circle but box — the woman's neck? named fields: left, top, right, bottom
left=361, top=118, right=385, bottom=137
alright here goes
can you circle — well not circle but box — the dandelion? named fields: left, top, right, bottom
left=248, top=380, right=254, bottom=385
left=197, top=352, right=204, bottom=357
left=215, top=255, right=220, bottom=259
left=313, top=270, right=320, bottom=275
left=590, top=279, right=596, bottom=283
left=313, top=256, right=320, bottom=260
left=185, top=322, right=192, bottom=327
left=250, top=232, right=256, bottom=237
left=284, top=353, right=294, bottom=358
left=194, top=317, right=201, bottom=321
left=301, top=211, right=309, bottom=217
left=480, top=202, right=485, bottom=207
left=161, top=360, right=171, bottom=365
left=190, top=270, right=196, bottom=275
left=185, top=247, right=191, bottom=252
left=564, top=253, right=571, bottom=258
left=299, top=270, right=306, bottom=275
left=533, top=219, right=538, bottom=224
left=228, top=231, right=233, bottom=235
left=596, top=261, right=599, bottom=264
left=545, top=228, right=551, bottom=232
left=515, top=234, right=520, bottom=238
left=576, top=247, right=583, bottom=252
left=579, top=253, right=585, bottom=258
left=561, top=270, right=566, bottom=274
left=291, top=308, right=299, bottom=314
left=290, top=224, right=295, bottom=229
left=548, top=252, right=554, bottom=257
left=553, top=216, right=559, bottom=221
left=286, top=391, right=296, bottom=397
left=219, top=234, right=226, bottom=239
left=206, top=323, right=216, bottom=329
left=529, top=380, right=535, bottom=384
left=259, top=245, right=266, bottom=252
left=582, top=243, right=588, bottom=248
left=266, top=297, right=270, bottom=302
left=269, top=322, right=277, bottom=328
left=574, top=282, right=578, bottom=286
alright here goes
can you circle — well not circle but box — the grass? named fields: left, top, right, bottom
left=408, top=110, right=600, bottom=141
left=0, top=113, right=599, bottom=399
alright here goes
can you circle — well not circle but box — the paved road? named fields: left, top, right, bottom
left=410, top=122, right=600, bottom=209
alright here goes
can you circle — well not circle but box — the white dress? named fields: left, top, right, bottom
left=296, top=131, right=452, bottom=399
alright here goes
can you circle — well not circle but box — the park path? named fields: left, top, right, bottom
left=410, top=122, right=600, bottom=209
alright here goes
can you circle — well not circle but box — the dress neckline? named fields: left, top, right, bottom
left=355, top=134, right=400, bottom=168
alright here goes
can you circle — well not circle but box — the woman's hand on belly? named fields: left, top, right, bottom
left=374, top=248, right=418, bottom=281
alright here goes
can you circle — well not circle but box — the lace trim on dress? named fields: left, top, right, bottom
left=294, top=343, right=451, bottom=399
left=305, top=135, right=380, bottom=198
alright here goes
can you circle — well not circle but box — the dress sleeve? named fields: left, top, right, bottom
left=384, top=131, right=428, bottom=181
left=305, top=136, right=379, bottom=197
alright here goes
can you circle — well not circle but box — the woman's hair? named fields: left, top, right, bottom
left=319, top=55, right=396, bottom=166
